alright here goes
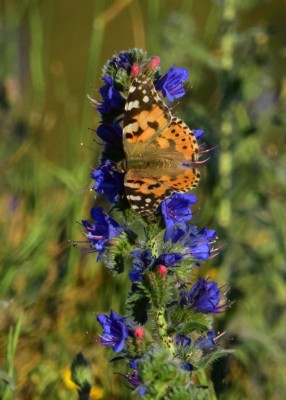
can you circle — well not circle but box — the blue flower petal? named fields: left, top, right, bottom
left=82, top=207, right=124, bottom=261
left=91, top=160, right=124, bottom=202
left=156, top=66, right=189, bottom=101
left=161, top=193, right=197, bottom=228
left=97, top=310, right=129, bottom=353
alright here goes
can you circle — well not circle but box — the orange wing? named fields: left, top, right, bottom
left=124, top=167, right=200, bottom=215
left=123, top=74, right=171, bottom=157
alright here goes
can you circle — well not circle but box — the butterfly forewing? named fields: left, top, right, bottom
left=123, top=75, right=171, bottom=157
left=158, top=117, right=199, bottom=162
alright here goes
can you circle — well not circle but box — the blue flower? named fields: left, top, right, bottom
left=97, top=122, right=122, bottom=145
left=129, top=269, right=144, bottom=283
left=156, top=252, right=183, bottom=267
left=192, top=129, right=205, bottom=140
left=195, top=330, right=217, bottom=350
left=132, top=249, right=153, bottom=270
left=175, top=335, right=193, bottom=371
left=96, top=122, right=125, bottom=164
left=96, top=123, right=124, bottom=162
left=156, top=66, right=189, bottom=101
left=125, top=370, right=147, bottom=395
left=165, top=225, right=217, bottom=262
left=124, top=359, right=147, bottom=395
left=129, top=359, right=139, bottom=369
left=182, top=227, right=217, bottom=261
left=97, top=76, right=125, bottom=119
left=91, top=160, right=124, bottom=203
left=129, top=249, right=153, bottom=283
left=97, top=310, right=129, bottom=353
left=109, top=51, right=135, bottom=72
left=161, top=193, right=197, bottom=228
left=82, top=207, right=124, bottom=261
left=181, top=278, right=224, bottom=313
left=107, top=49, right=146, bottom=74
left=164, top=225, right=186, bottom=244
left=181, top=362, right=193, bottom=371
left=175, top=333, right=191, bottom=348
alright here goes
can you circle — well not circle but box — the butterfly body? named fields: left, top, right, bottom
left=120, top=74, right=200, bottom=215
left=127, top=156, right=179, bottom=171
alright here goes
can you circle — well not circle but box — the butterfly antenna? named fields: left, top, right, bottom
left=199, top=145, right=218, bottom=154
left=193, top=157, right=211, bottom=165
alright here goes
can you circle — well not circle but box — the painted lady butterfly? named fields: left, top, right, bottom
left=120, top=74, right=200, bottom=216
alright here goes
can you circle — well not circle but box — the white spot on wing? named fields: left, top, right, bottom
left=124, top=122, right=138, bottom=133
left=127, top=100, right=140, bottom=110
left=143, top=96, right=149, bottom=103
left=125, top=182, right=140, bottom=188
left=127, top=195, right=142, bottom=201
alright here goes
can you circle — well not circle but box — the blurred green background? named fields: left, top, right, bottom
left=1, top=0, right=286, bottom=399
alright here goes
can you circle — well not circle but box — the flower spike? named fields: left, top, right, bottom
left=75, top=48, right=231, bottom=397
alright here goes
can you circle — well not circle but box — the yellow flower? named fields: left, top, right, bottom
left=61, top=366, right=78, bottom=390
left=90, top=385, right=104, bottom=399
left=61, top=366, right=103, bottom=398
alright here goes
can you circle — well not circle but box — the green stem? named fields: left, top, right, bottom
left=155, top=308, right=175, bottom=356
left=78, top=389, right=90, bottom=400
left=195, top=369, right=217, bottom=400
left=218, top=0, right=238, bottom=228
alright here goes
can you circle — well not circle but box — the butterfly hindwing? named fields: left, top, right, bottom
left=124, top=172, right=174, bottom=215
left=124, top=168, right=200, bottom=216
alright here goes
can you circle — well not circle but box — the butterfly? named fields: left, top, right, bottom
left=120, top=74, right=200, bottom=216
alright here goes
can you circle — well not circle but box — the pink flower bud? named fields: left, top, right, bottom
left=134, top=327, right=145, bottom=340
left=146, top=56, right=160, bottom=71
left=131, top=64, right=141, bottom=76
left=157, top=265, right=167, bottom=276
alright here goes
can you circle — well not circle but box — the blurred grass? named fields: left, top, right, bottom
left=1, top=0, right=286, bottom=399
